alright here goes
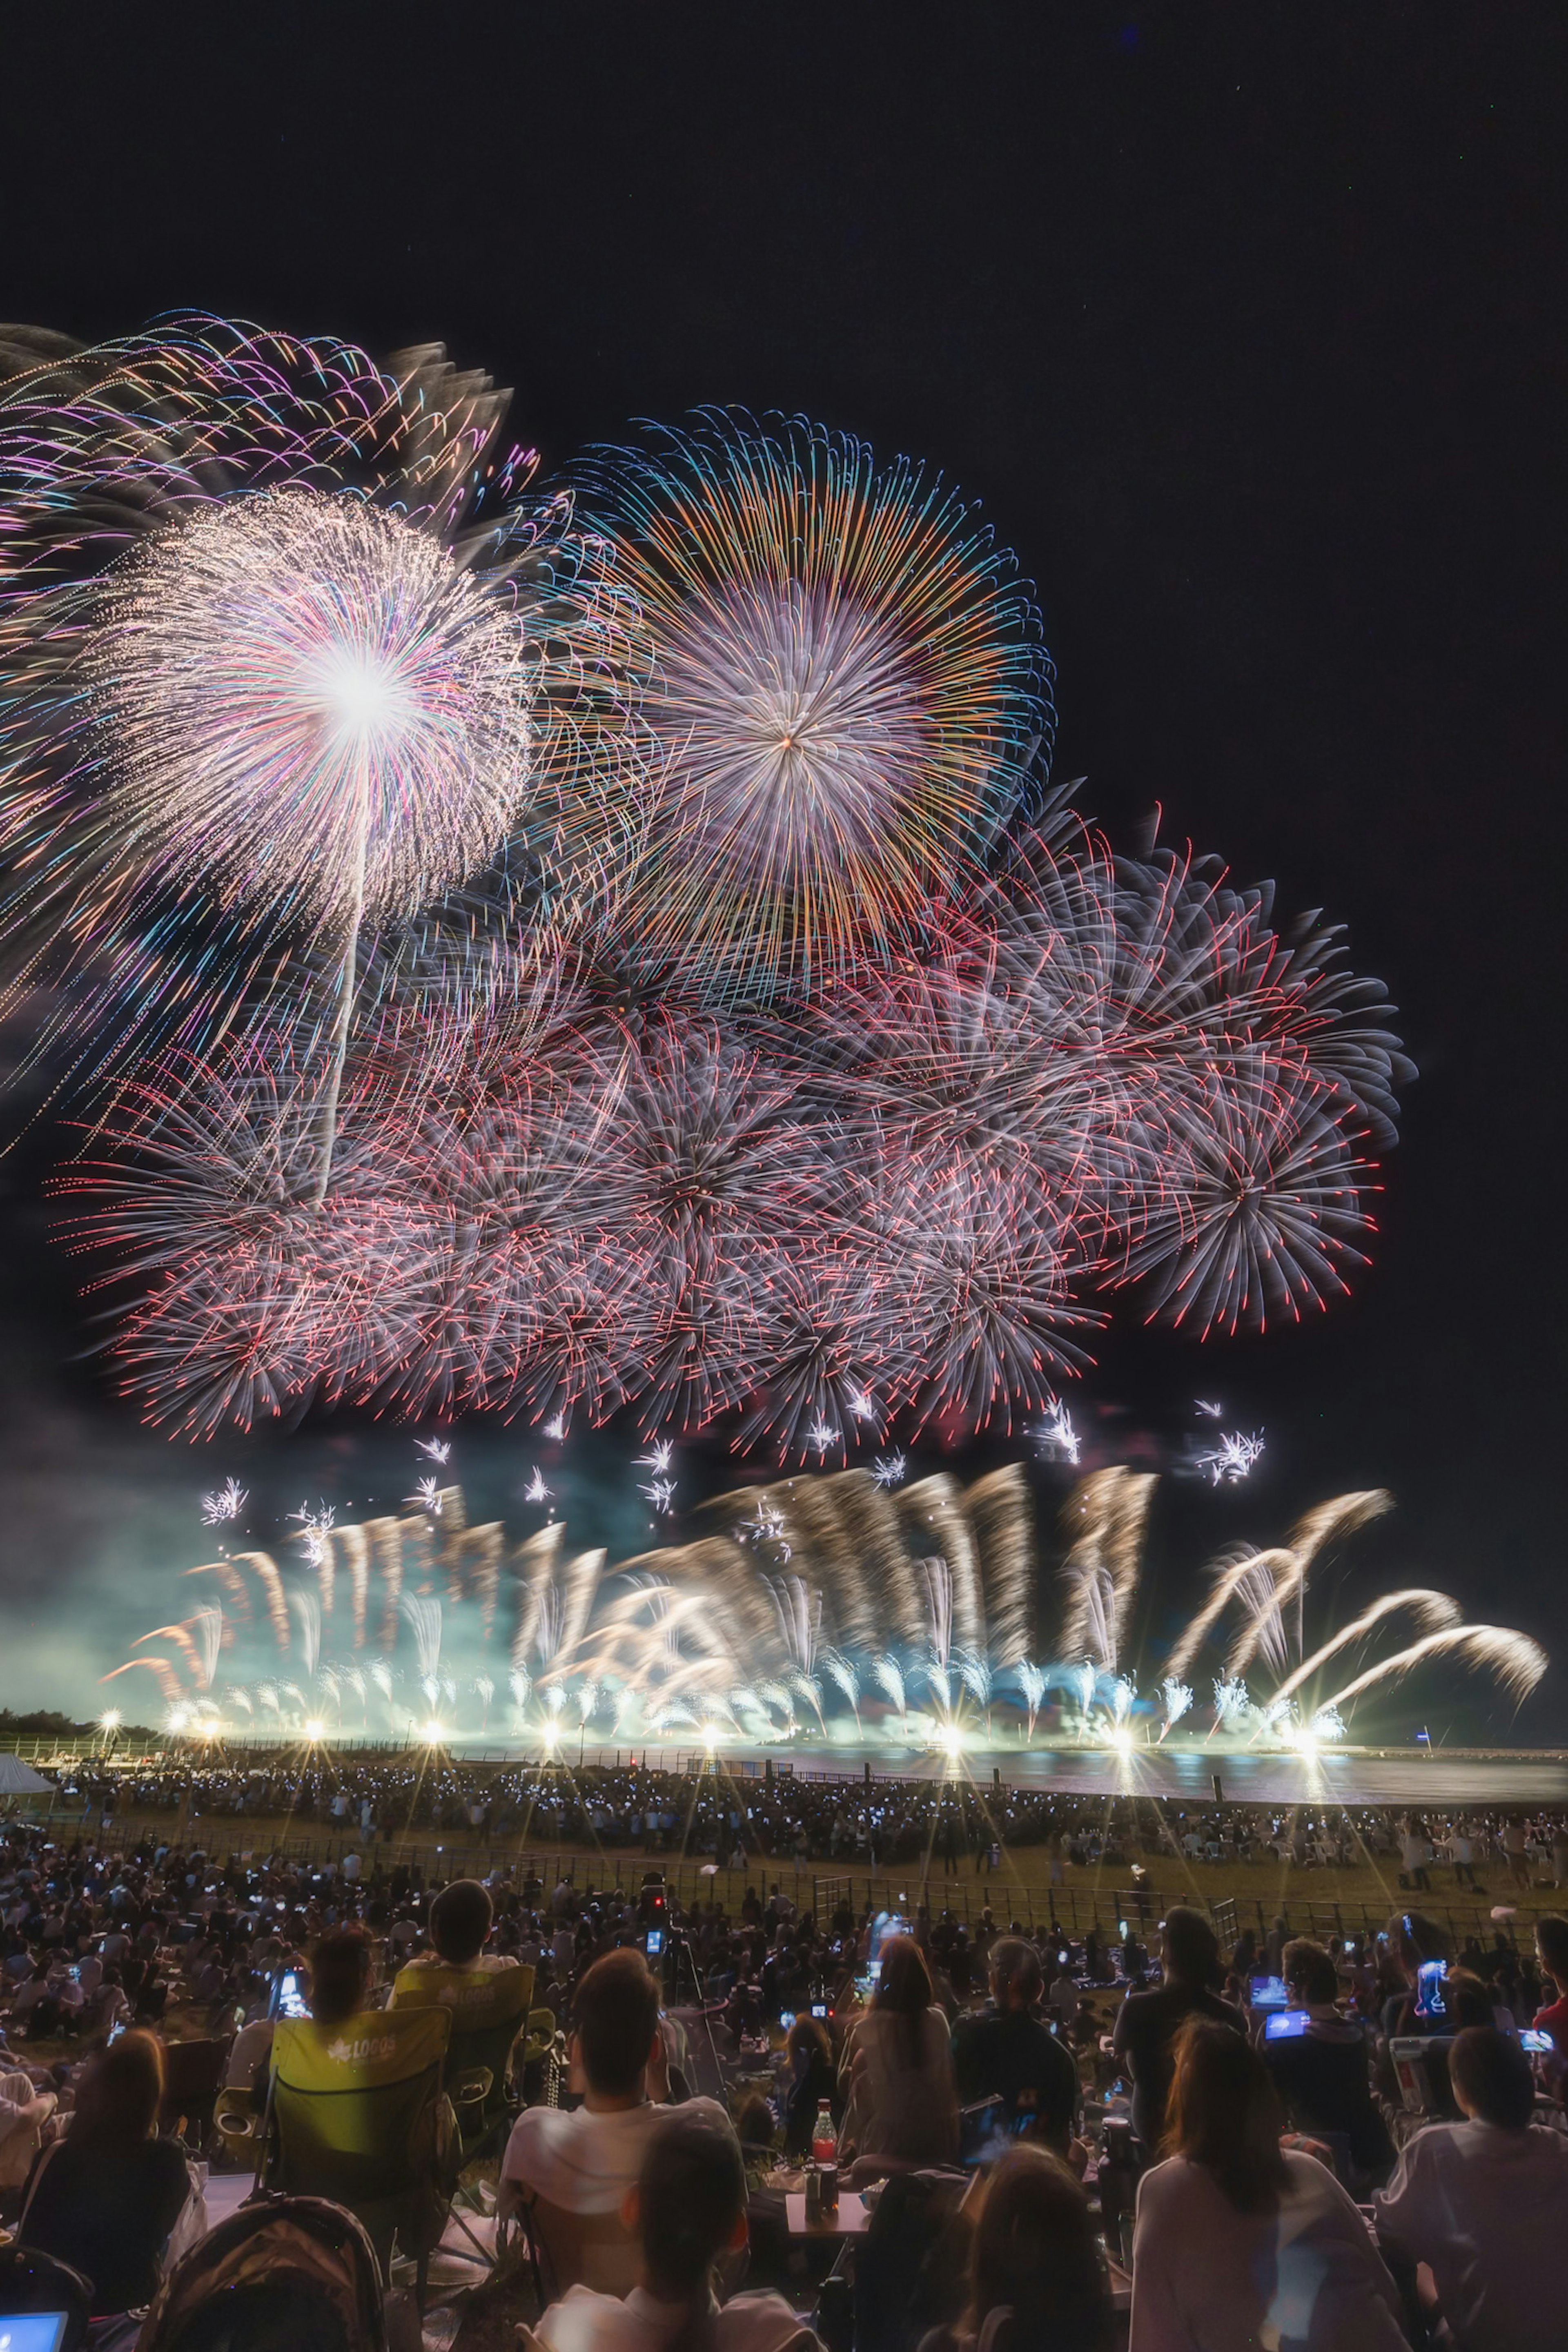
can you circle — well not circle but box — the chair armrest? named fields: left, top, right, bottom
left=450, top=2065, right=494, bottom=2108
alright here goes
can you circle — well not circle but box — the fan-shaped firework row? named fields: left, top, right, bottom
left=118, top=1469, right=1546, bottom=1746
left=0, top=316, right=1412, bottom=1441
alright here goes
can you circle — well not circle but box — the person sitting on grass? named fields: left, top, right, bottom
left=534, top=2101, right=818, bottom=2352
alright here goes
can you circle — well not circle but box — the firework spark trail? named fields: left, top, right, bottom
left=288, top=1590, right=321, bottom=1683
left=183, top=1559, right=251, bottom=1621
left=401, top=1595, right=442, bottom=1684
left=1267, top=1491, right=1394, bottom=1664
left=964, top=1464, right=1034, bottom=1667
left=1218, top=1551, right=1300, bottom=1682
left=764, top=1575, right=822, bottom=1675
left=134, top=1617, right=219, bottom=1684
left=1269, top=1590, right=1464, bottom=1706
left=1321, top=1626, right=1548, bottom=1715
left=325, top=1524, right=371, bottom=1648
left=102, top=1657, right=183, bottom=1704
left=1212, top=1676, right=1251, bottom=1731
left=511, top=1524, right=566, bottom=1669
left=822, top=1649, right=861, bottom=1732
left=232, top=1553, right=289, bottom=1648
left=872, top=1655, right=906, bottom=1724
left=1058, top=1469, right=1154, bottom=1675
left=899, top=1477, right=984, bottom=1655
left=1018, top=1662, right=1046, bottom=1740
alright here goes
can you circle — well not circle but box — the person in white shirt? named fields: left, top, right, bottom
left=535, top=2101, right=816, bottom=2352
left=1374, top=2025, right=1568, bottom=2352
left=1130, top=2016, right=1405, bottom=2352
left=503, top=1949, right=670, bottom=2228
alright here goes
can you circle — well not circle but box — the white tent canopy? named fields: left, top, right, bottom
left=0, top=1755, right=55, bottom=1795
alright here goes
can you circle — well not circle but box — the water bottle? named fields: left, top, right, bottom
left=811, top=2098, right=837, bottom=2165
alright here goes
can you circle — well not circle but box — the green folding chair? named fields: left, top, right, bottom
left=266, top=2005, right=454, bottom=2302
left=390, top=1959, right=541, bottom=2160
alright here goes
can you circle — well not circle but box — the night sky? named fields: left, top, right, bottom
left=0, top=6, right=1562, bottom=1734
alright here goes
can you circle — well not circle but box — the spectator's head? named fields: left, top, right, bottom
left=991, top=1937, right=1043, bottom=2011
left=734, top=2093, right=775, bottom=2152
left=573, top=1948, right=661, bottom=2101
left=1164, top=2017, right=1287, bottom=2215
left=1535, top=1916, right=1568, bottom=1991
left=1445, top=1969, right=1494, bottom=2030
left=964, top=2145, right=1112, bottom=2352
left=70, top=2028, right=163, bottom=2153
left=786, top=2013, right=831, bottom=2070
left=428, top=1878, right=492, bottom=1966
left=1282, top=1938, right=1339, bottom=2007
left=630, top=2105, right=747, bottom=2322
left=875, top=1934, right=933, bottom=2016
left=1160, top=1908, right=1220, bottom=1992
left=309, top=1928, right=371, bottom=2027
left=1450, top=2025, right=1535, bottom=2129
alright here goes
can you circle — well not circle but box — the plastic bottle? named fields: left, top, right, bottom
left=811, top=2099, right=837, bottom=2165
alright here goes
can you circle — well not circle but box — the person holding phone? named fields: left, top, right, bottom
left=1260, top=1941, right=1394, bottom=2186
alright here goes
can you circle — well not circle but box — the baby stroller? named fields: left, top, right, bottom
left=134, top=2192, right=386, bottom=2352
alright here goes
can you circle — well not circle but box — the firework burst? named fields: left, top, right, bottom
left=579, top=410, right=1049, bottom=1000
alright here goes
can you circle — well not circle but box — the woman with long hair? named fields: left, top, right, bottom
left=1129, top=2018, right=1405, bottom=2351
left=18, top=2030, right=194, bottom=2320
left=924, top=2144, right=1114, bottom=2352
left=535, top=2100, right=818, bottom=2352
left=780, top=2012, right=838, bottom=2159
left=840, top=1934, right=959, bottom=2166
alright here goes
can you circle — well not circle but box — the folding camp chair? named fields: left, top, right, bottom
left=265, top=2006, right=453, bottom=2307
left=390, top=1960, right=541, bottom=2160
left=393, top=1958, right=562, bottom=2275
left=159, top=2033, right=234, bottom=2151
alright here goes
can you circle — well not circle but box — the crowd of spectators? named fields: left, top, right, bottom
left=45, top=1751, right=1568, bottom=1895
left=0, top=1774, right=1563, bottom=2346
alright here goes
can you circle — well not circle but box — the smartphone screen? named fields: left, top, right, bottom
left=277, top=1971, right=310, bottom=2019
left=1521, top=2029, right=1555, bottom=2054
left=1414, top=1960, right=1447, bottom=2021
left=645, top=1930, right=664, bottom=1956
left=1249, top=1975, right=1289, bottom=2010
